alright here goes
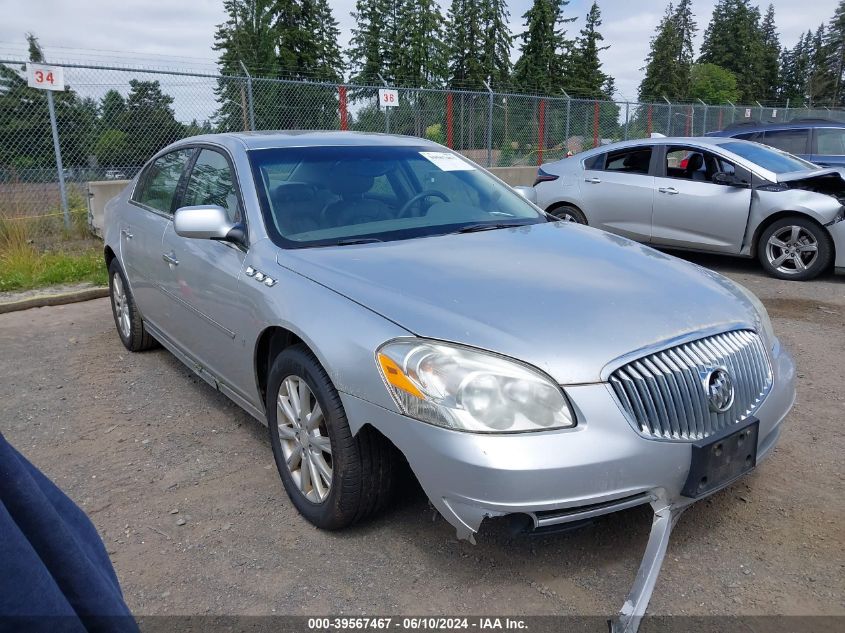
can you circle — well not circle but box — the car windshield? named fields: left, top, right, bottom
left=721, top=141, right=817, bottom=173
left=249, top=145, right=545, bottom=247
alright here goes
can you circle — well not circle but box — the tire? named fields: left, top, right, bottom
left=548, top=204, right=587, bottom=224
left=757, top=216, right=832, bottom=281
left=267, top=344, right=396, bottom=530
left=108, top=260, right=157, bottom=351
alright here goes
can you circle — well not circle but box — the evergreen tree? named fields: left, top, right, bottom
left=446, top=0, right=485, bottom=88
left=808, top=24, right=835, bottom=106
left=779, top=32, right=812, bottom=104
left=698, top=0, right=766, bottom=102
left=512, top=0, right=576, bottom=94
left=393, top=0, right=448, bottom=87
left=479, top=0, right=512, bottom=87
left=303, top=0, right=344, bottom=82
left=638, top=0, right=696, bottom=102
left=759, top=5, right=781, bottom=102
left=825, top=0, right=845, bottom=105
left=567, top=1, right=613, bottom=98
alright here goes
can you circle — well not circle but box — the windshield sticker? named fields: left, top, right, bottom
left=419, top=151, right=475, bottom=171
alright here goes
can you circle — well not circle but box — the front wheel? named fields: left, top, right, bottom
left=267, top=344, right=397, bottom=530
left=548, top=204, right=587, bottom=224
left=757, top=217, right=832, bottom=280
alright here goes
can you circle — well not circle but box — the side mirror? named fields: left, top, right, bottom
left=174, top=205, right=246, bottom=246
left=712, top=171, right=743, bottom=187
left=512, top=185, right=538, bottom=204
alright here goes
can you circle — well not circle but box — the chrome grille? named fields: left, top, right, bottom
left=609, top=330, right=772, bottom=441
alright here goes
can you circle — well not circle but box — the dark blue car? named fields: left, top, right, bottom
left=708, top=118, right=845, bottom=167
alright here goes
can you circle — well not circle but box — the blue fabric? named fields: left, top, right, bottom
left=0, top=433, right=138, bottom=633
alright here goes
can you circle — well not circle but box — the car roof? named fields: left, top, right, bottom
left=579, top=136, right=756, bottom=154
left=709, top=118, right=845, bottom=136
left=172, top=130, right=442, bottom=151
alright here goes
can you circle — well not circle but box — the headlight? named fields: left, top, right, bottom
left=376, top=339, right=576, bottom=433
left=731, top=282, right=776, bottom=349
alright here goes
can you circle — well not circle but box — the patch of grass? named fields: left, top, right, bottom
left=0, top=228, right=106, bottom=292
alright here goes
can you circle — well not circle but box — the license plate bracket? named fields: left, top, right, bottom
left=682, top=418, right=759, bottom=498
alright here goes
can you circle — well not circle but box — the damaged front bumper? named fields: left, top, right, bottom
left=340, top=338, right=795, bottom=632
left=827, top=216, right=845, bottom=274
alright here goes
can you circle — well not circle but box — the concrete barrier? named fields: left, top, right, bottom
left=87, top=180, right=130, bottom=237
left=488, top=166, right=538, bottom=186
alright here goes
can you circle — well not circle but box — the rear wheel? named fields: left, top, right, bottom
left=758, top=217, right=832, bottom=280
left=108, top=260, right=157, bottom=351
left=267, top=344, right=397, bottom=530
left=548, top=204, right=587, bottom=224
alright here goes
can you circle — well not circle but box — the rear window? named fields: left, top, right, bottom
left=815, top=128, right=845, bottom=155
left=601, top=147, right=652, bottom=175
left=760, top=129, right=810, bottom=155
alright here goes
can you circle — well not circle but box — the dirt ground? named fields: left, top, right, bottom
left=0, top=253, right=843, bottom=621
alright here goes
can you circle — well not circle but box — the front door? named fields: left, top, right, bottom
left=121, top=148, right=194, bottom=330
left=810, top=127, right=845, bottom=167
left=158, top=148, right=251, bottom=397
left=650, top=145, right=752, bottom=253
left=578, top=145, right=655, bottom=242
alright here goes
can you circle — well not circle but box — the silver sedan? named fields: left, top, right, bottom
left=104, top=132, right=794, bottom=630
left=533, top=136, right=845, bottom=280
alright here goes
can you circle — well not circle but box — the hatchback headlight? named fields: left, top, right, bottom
left=376, top=339, right=575, bottom=433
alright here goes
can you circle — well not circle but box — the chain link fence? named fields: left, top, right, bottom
left=3, top=57, right=845, bottom=247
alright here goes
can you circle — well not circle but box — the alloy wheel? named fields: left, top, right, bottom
left=765, top=225, right=819, bottom=275
left=112, top=273, right=131, bottom=339
left=276, top=375, right=333, bottom=503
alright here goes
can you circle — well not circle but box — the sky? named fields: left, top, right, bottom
left=0, top=0, right=839, bottom=103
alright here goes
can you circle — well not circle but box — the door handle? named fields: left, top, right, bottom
left=121, top=228, right=133, bottom=239
left=658, top=187, right=679, bottom=195
left=584, top=177, right=602, bottom=184
left=162, top=253, right=179, bottom=266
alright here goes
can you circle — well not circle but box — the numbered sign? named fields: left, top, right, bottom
left=26, top=63, right=65, bottom=91
left=771, top=109, right=778, bottom=118
left=379, top=88, right=399, bottom=108
left=744, top=108, right=752, bottom=118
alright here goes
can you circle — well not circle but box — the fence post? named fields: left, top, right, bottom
left=238, top=61, right=255, bottom=131
left=564, top=95, right=571, bottom=151
left=684, top=105, right=691, bottom=136
left=784, top=98, right=790, bottom=122
left=663, top=97, right=671, bottom=135
left=698, top=99, right=708, bottom=135
left=377, top=73, right=390, bottom=134
left=593, top=100, right=600, bottom=148
left=538, top=98, right=546, bottom=166
left=624, top=102, right=630, bottom=140
left=647, top=104, right=653, bottom=136
left=446, top=92, right=454, bottom=148
left=483, top=79, right=493, bottom=167
left=46, top=89, right=70, bottom=230
left=338, top=85, right=348, bottom=131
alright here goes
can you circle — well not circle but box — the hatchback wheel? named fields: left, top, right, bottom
left=108, top=260, right=157, bottom=351
left=549, top=204, right=587, bottom=224
left=267, top=344, right=397, bottom=530
left=758, top=217, right=832, bottom=280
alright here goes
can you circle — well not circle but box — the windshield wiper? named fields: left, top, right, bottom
left=333, top=237, right=384, bottom=246
left=452, top=222, right=528, bottom=234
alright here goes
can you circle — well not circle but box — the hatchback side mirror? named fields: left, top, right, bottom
left=712, top=172, right=743, bottom=187
left=512, top=186, right=538, bottom=204
left=174, top=205, right=246, bottom=246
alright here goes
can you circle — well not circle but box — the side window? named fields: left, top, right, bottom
left=133, top=149, right=193, bottom=214
left=583, top=153, right=605, bottom=170
left=664, top=146, right=744, bottom=185
left=602, top=147, right=652, bottom=175
left=182, top=149, right=242, bottom=223
left=815, top=128, right=845, bottom=155
left=760, top=129, right=809, bottom=155
left=733, top=132, right=760, bottom=141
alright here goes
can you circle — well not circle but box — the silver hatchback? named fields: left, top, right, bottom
left=104, top=132, right=794, bottom=629
left=534, top=137, right=845, bottom=280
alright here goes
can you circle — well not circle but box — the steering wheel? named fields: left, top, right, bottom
left=397, top=190, right=450, bottom=218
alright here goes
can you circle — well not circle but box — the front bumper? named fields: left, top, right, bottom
left=341, top=339, right=795, bottom=541
left=829, top=218, right=845, bottom=273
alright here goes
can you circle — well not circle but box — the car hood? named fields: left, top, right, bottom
left=277, top=223, right=756, bottom=384
left=775, top=167, right=844, bottom=183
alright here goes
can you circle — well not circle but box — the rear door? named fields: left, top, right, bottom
left=809, top=127, right=845, bottom=167
left=650, top=145, right=752, bottom=253
left=578, top=145, right=655, bottom=241
left=122, top=148, right=193, bottom=330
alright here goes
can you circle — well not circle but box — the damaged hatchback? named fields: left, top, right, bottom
left=104, top=132, right=795, bottom=631
left=534, top=136, right=845, bottom=280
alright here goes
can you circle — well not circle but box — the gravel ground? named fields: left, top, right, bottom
left=0, top=253, right=843, bottom=620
